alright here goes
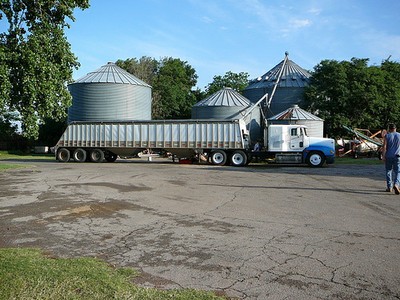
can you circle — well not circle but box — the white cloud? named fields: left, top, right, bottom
left=234, top=0, right=315, bottom=38
left=308, top=7, right=322, bottom=15
left=201, top=16, right=213, bottom=24
left=361, top=31, right=400, bottom=63
left=290, top=19, right=312, bottom=29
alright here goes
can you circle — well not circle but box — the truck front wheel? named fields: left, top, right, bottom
left=306, top=151, right=325, bottom=167
left=90, top=149, right=105, bottom=163
left=57, top=148, right=70, bottom=162
left=230, top=150, right=247, bottom=167
left=210, top=150, right=227, bottom=166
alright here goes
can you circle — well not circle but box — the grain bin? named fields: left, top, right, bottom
left=243, top=52, right=311, bottom=118
left=268, top=105, right=324, bottom=137
left=68, top=62, right=152, bottom=123
left=192, top=87, right=262, bottom=142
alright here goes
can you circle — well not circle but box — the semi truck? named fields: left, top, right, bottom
left=54, top=117, right=335, bottom=167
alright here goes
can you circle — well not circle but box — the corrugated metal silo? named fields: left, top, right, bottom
left=192, top=87, right=262, bottom=142
left=268, top=105, right=324, bottom=137
left=243, top=52, right=311, bottom=118
left=68, top=62, right=152, bottom=123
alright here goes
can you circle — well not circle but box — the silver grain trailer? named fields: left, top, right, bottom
left=55, top=119, right=250, bottom=166
left=55, top=117, right=335, bottom=167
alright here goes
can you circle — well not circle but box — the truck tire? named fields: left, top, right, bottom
left=230, top=150, right=247, bottom=167
left=105, top=152, right=118, bottom=162
left=57, top=148, right=70, bottom=162
left=73, top=148, right=87, bottom=162
left=90, top=149, right=104, bottom=163
left=210, top=150, right=227, bottom=166
left=306, top=151, right=325, bottom=167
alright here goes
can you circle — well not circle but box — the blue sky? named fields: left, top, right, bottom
left=5, top=0, right=400, bottom=90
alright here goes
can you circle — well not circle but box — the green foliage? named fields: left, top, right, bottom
left=118, top=57, right=199, bottom=120
left=116, top=56, right=159, bottom=86
left=0, top=109, right=19, bottom=138
left=204, top=71, right=249, bottom=97
left=116, top=58, right=251, bottom=119
left=0, top=44, right=11, bottom=109
left=0, top=0, right=89, bottom=140
left=153, top=57, right=198, bottom=119
left=0, top=248, right=224, bottom=299
left=304, top=58, right=400, bottom=137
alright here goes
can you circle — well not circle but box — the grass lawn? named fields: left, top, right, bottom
left=0, top=150, right=53, bottom=160
left=0, top=150, right=53, bottom=171
left=0, top=248, right=224, bottom=300
left=0, top=164, right=24, bottom=171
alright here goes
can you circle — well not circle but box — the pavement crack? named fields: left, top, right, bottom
left=204, top=187, right=243, bottom=216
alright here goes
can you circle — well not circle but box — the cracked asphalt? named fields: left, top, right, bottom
left=0, top=158, right=399, bottom=299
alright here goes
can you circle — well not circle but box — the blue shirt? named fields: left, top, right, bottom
left=385, top=132, right=400, bottom=158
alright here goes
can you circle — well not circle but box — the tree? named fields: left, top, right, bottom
left=0, top=0, right=89, bottom=139
left=303, top=58, right=400, bottom=138
left=379, top=59, right=400, bottom=125
left=152, top=58, right=198, bottom=119
left=116, top=56, right=158, bottom=86
left=204, top=71, right=249, bottom=97
left=0, top=109, right=19, bottom=138
left=117, top=56, right=198, bottom=119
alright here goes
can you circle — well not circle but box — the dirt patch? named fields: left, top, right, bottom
left=42, top=201, right=139, bottom=221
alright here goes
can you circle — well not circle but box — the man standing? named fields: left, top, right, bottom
left=382, top=123, right=400, bottom=194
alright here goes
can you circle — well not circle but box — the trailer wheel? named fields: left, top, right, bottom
left=105, top=152, right=118, bottom=162
left=57, top=148, right=70, bottom=162
left=90, top=149, right=105, bottom=163
left=73, top=148, right=87, bottom=162
left=210, top=150, right=227, bottom=166
left=306, top=151, right=325, bottom=167
left=230, top=150, right=247, bottom=167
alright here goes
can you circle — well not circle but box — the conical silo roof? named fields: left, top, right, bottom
left=268, top=105, right=322, bottom=121
left=194, top=87, right=251, bottom=107
left=192, top=87, right=262, bottom=141
left=73, top=62, right=151, bottom=87
left=245, top=55, right=311, bottom=90
left=268, top=105, right=324, bottom=137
